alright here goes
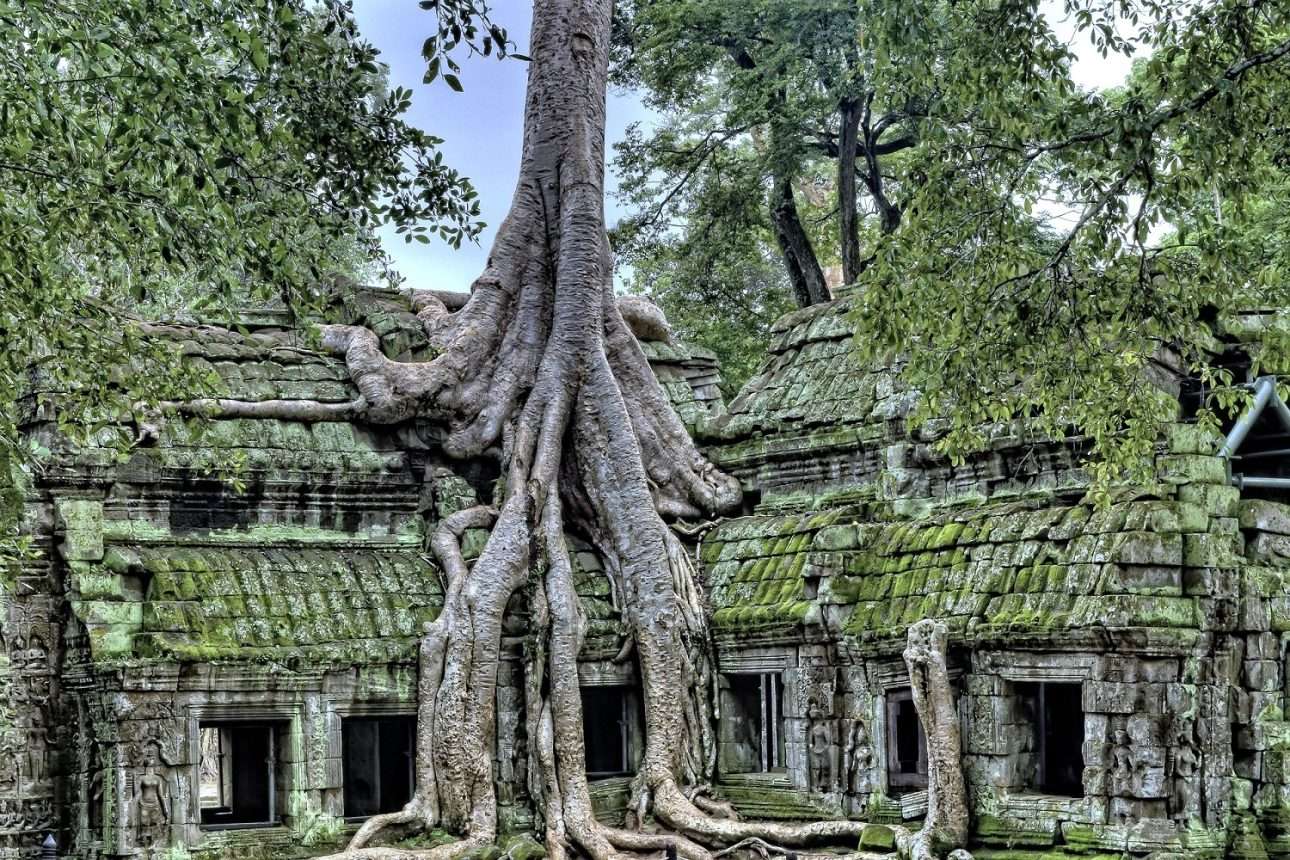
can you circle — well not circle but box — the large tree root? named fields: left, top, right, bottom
left=191, top=2, right=974, bottom=859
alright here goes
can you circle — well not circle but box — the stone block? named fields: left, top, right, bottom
left=1239, top=598, right=1271, bottom=632
left=1244, top=659, right=1281, bottom=692
left=1197, top=597, right=1239, bottom=631
left=1115, top=532, right=1183, bottom=566
left=1211, top=516, right=1241, bottom=535
left=858, top=824, right=896, bottom=852
left=1183, top=566, right=1238, bottom=597
left=1084, top=681, right=1156, bottom=714
left=1240, top=499, right=1290, bottom=536
left=1247, top=631, right=1278, bottom=659
left=1264, top=749, right=1289, bottom=783
left=1102, top=564, right=1182, bottom=596
left=1126, top=714, right=1164, bottom=749
left=1184, top=532, right=1243, bottom=567
left=1137, top=765, right=1168, bottom=798
left=1156, top=454, right=1228, bottom=485
left=77, top=600, right=143, bottom=626
left=54, top=497, right=104, bottom=561
left=814, top=524, right=860, bottom=551
left=1166, top=423, right=1221, bottom=455
left=1129, top=500, right=1209, bottom=534
left=1248, top=532, right=1290, bottom=565
left=1180, top=483, right=1240, bottom=517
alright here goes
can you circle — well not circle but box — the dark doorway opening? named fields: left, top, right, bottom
left=719, top=673, right=785, bottom=774
left=886, top=688, right=928, bottom=792
left=582, top=686, right=639, bottom=777
left=343, top=716, right=415, bottom=819
left=1016, top=682, right=1085, bottom=796
left=198, top=723, right=280, bottom=828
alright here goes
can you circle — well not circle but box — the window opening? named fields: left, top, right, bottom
left=886, top=688, right=928, bottom=792
left=582, top=687, right=636, bottom=777
left=720, top=673, right=785, bottom=774
left=343, top=716, right=415, bottom=819
left=1016, top=682, right=1085, bottom=796
left=198, top=723, right=280, bottom=828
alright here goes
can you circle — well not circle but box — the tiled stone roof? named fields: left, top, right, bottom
left=72, top=544, right=442, bottom=665
left=702, top=507, right=856, bottom=632
left=700, top=486, right=1245, bottom=646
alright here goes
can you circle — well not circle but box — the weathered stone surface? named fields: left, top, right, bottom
left=14, top=294, right=1290, bottom=860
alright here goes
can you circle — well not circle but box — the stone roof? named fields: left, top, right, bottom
left=701, top=493, right=1222, bottom=646
left=81, top=544, right=443, bottom=665
left=701, top=292, right=1092, bottom=508
left=701, top=508, right=856, bottom=633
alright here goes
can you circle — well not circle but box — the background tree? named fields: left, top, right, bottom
left=851, top=0, right=1290, bottom=489
left=611, top=0, right=1045, bottom=305
left=617, top=0, right=1290, bottom=488
left=614, top=134, right=796, bottom=395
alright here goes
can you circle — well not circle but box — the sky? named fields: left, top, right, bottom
left=351, top=0, right=1140, bottom=289
left=350, top=0, right=655, bottom=291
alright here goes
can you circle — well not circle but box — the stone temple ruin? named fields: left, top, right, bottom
left=6, top=286, right=1290, bottom=859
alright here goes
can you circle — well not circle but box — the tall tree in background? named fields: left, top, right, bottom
left=613, top=0, right=1001, bottom=305
left=617, top=0, right=1290, bottom=483
left=614, top=133, right=796, bottom=395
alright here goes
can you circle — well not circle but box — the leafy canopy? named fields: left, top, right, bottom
left=616, top=0, right=1290, bottom=493
left=0, top=0, right=502, bottom=561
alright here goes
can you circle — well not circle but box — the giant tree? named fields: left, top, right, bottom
left=618, top=0, right=1290, bottom=484
left=612, top=0, right=1056, bottom=304
left=175, top=0, right=971, bottom=858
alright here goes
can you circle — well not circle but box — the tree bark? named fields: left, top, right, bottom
left=837, top=97, right=864, bottom=286
left=900, top=621, right=970, bottom=860
left=770, top=174, right=830, bottom=307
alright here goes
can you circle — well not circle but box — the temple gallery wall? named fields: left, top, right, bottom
left=6, top=288, right=1290, bottom=859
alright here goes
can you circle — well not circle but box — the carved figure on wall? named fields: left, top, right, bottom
left=131, top=747, right=170, bottom=852
left=1167, top=720, right=1200, bottom=822
left=845, top=718, right=874, bottom=794
left=807, top=701, right=833, bottom=793
left=23, top=711, right=50, bottom=793
left=23, top=635, right=48, bottom=672
left=7, top=636, right=24, bottom=668
left=1109, top=729, right=1138, bottom=797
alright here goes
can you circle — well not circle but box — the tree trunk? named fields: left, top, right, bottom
left=901, top=621, right=970, bottom=860
left=770, top=175, right=830, bottom=307
left=837, top=97, right=863, bottom=287
left=190, top=1, right=972, bottom=857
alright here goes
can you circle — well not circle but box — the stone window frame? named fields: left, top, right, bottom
left=872, top=658, right=965, bottom=797
left=716, top=650, right=794, bottom=779
left=983, top=651, right=1096, bottom=803
left=884, top=687, right=928, bottom=791
left=578, top=659, right=644, bottom=781
left=333, top=702, right=419, bottom=822
left=186, top=702, right=298, bottom=833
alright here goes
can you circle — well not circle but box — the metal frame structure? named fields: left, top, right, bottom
left=1221, top=376, right=1290, bottom=490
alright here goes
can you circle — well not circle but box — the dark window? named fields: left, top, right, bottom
left=886, top=688, right=928, bottom=792
left=198, top=723, right=281, bottom=828
left=1016, top=682, right=1085, bottom=796
left=582, top=687, right=638, bottom=777
left=343, top=716, right=415, bottom=819
left=719, top=673, right=785, bottom=774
